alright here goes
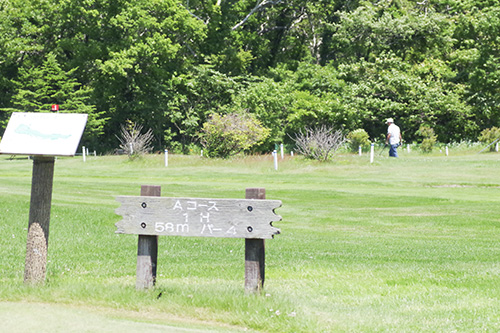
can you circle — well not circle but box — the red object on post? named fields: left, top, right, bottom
left=51, top=104, right=59, bottom=112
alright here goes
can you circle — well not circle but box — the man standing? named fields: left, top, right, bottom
left=386, top=118, right=402, bottom=157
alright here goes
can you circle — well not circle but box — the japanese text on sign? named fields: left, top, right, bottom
left=115, top=196, right=282, bottom=239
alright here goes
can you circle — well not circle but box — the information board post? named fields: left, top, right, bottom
left=136, top=185, right=161, bottom=290
left=245, top=188, right=266, bottom=293
left=24, top=156, right=55, bottom=284
left=0, top=112, right=87, bottom=286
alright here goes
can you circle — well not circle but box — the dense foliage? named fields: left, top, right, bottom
left=347, top=128, right=371, bottom=152
left=0, top=0, right=498, bottom=152
left=478, top=127, right=500, bottom=151
left=200, top=112, right=269, bottom=158
left=417, top=124, right=438, bottom=152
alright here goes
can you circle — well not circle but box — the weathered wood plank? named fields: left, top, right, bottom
left=245, top=188, right=266, bottom=293
left=136, top=185, right=160, bottom=290
left=115, top=196, right=281, bottom=239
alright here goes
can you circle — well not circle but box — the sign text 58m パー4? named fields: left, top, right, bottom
left=115, top=196, right=282, bottom=239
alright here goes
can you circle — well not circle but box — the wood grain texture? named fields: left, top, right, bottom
left=136, top=185, right=160, bottom=290
left=115, top=196, right=281, bottom=239
left=245, top=188, right=266, bottom=293
left=24, top=156, right=55, bottom=285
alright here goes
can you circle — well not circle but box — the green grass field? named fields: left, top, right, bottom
left=1, top=149, right=500, bottom=332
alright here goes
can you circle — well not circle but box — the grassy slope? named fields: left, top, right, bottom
left=1, top=151, right=500, bottom=332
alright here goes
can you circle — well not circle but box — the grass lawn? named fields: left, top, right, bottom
left=1, top=149, right=500, bottom=332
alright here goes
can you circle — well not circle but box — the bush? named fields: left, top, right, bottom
left=478, top=127, right=500, bottom=151
left=199, top=113, right=270, bottom=158
left=416, top=125, right=437, bottom=153
left=116, top=120, right=154, bottom=158
left=347, top=129, right=371, bottom=152
left=291, top=125, right=346, bottom=162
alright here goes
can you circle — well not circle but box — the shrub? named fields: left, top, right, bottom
left=347, top=129, right=371, bottom=152
left=478, top=127, right=500, bottom=151
left=291, top=125, right=346, bottom=162
left=116, top=120, right=154, bottom=158
left=416, top=125, right=437, bottom=153
left=199, top=113, right=270, bottom=158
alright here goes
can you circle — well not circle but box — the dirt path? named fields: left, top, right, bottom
left=0, top=302, right=240, bottom=333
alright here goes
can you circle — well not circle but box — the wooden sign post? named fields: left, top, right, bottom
left=245, top=188, right=266, bottom=292
left=137, top=185, right=161, bottom=289
left=24, top=156, right=55, bottom=283
left=0, top=112, right=87, bottom=285
left=115, top=187, right=282, bottom=292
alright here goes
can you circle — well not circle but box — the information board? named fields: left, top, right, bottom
left=0, top=112, right=88, bottom=156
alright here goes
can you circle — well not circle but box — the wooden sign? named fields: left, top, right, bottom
left=115, top=196, right=282, bottom=239
left=0, top=112, right=88, bottom=156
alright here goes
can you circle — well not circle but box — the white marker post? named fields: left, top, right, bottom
left=280, top=144, right=284, bottom=159
left=82, top=146, right=86, bottom=162
left=445, top=146, right=449, bottom=156
left=407, top=144, right=410, bottom=153
left=273, top=150, right=278, bottom=170
left=370, top=143, right=375, bottom=163
left=164, top=149, right=168, bottom=167
left=359, top=146, right=362, bottom=156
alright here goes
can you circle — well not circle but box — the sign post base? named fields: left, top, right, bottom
left=24, top=156, right=55, bottom=285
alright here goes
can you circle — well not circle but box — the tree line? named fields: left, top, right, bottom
left=0, top=0, right=498, bottom=153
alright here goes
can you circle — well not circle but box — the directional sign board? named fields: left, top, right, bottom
left=0, top=112, right=88, bottom=156
left=115, top=196, right=282, bottom=239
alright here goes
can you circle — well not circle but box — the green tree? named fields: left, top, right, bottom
left=338, top=54, right=474, bottom=142
left=5, top=53, right=105, bottom=145
left=165, top=65, right=241, bottom=152
left=0, top=0, right=61, bottom=125
left=327, top=5, right=453, bottom=64
left=230, top=76, right=293, bottom=149
left=188, top=0, right=343, bottom=73
left=94, top=0, right=207, bottom=148
left=231, top=63, right=349, bottom=150
left=1, top=0, right=500, bottom=150
left=451, top=7, right=500, bottom=130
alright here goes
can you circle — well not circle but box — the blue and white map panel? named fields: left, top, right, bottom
left=0, top=112, right=88, bottom=156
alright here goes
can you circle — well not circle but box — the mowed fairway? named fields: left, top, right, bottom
left=1, top=150, right=500, bottom=332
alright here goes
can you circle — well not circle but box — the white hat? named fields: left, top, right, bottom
left=386, top=118, right=394, bottom=123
